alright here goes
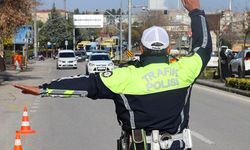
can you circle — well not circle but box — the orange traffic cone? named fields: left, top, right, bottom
left=14, top=131, right=22, bottom=150
left=18, top=106, right=36, bottom=134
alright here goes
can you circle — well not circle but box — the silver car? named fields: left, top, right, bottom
left=229, top=49, right=250, bottom=77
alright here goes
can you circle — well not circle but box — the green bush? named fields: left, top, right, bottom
left=199, top=68, right=217, bottom=79
left=226, top=78, right=250, bottom=90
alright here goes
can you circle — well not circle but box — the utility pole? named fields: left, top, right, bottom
left=177, top=0, right=180, bottom=10
left=229, top=0, right=232, bottom=11
left=64, top=0, right=66, bottom=11
left=64, top=0, right=68, bottom=50
left=34, top=0, right=38, bottom=58
left=128, top=0, right=132, bottom=52
left=120, top=0, right=123, bottom=60
left=73, top=28, right=76, bottom=51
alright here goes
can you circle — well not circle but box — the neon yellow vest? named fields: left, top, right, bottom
left=101, top=53, right=202, bottom=95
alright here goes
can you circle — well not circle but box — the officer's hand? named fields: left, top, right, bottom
left=13, top=84, right=40, bottom=96
left=181, top=0, right=200, bottom=12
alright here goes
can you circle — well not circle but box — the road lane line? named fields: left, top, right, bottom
left=192, top=130, right=215, bottom=145
left=34, top=100, right=41, bottom=102
left=31, top=105, right=39, bottom=109
left=33, top=102, right=40, bottom=106
left=30, top=109, right=37, bottom=113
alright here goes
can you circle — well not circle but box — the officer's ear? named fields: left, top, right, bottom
left=166, top=46, right=171, bottom=55
left=139, top=45, right=144, bottom=54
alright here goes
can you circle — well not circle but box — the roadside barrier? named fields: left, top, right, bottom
left=13, top=131, right=23, bottom=150
left=18, top=106, right=36, bottom=134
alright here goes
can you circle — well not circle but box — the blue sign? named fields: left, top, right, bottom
left=14, top=25, right=33, bottom=44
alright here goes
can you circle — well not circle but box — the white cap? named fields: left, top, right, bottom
left=141, top=26, right=169, bottom=50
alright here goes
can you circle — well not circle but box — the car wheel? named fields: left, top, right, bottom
left=73, top=67, right=77, bottom=69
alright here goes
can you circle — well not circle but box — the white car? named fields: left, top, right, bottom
left=86, top=53, right=114, bottom=75
left=229, top=49, right=250, bottom=77
left=57, top=50, right=77, bottom=69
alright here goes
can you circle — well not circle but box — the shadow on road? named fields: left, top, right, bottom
left=0, top=71, right=42, bottom=86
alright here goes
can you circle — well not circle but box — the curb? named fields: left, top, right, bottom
left=196, top=79, right=250, bottom=97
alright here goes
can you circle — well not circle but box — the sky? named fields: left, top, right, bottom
left=38, top=0, right=250, bottom=12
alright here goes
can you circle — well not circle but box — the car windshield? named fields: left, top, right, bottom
left=86, top=45, right=96, bottom=51
left=85, top=45, right=91, bottom=51
left=236, top=52, right=242, bottom=59
left=90, top=55, right=110, bottom=61
left=246, top=51, right=250, bottom=60
left=75, top=52, right=82, bottom=56
left=59, top=52, right=75, bottom=58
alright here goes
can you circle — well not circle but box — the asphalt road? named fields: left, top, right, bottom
left=0, top=59, right=249, bottom=150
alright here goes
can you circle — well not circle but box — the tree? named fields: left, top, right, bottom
left=123, top=11, right=167, bottom=46
left=0, top=0, right=33, bottom=50
left=206, top=13, right=222, bottom=47
left=39, top=3, right=72, bottom=49
left=74, top=8, right=80, bottom=14
left=142, top=10, right=166, bottom=28
left=243, top=12, right=250, bottom=49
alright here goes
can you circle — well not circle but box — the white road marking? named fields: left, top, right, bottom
left=31, top=106, right=39, bottom=109
left=30, top=110, right=37, bottom=113
left=34, top=99, right=41, bottom=102
left=33, top=102, right=40, bottom=106
left=192, top=130, right=215, bottom=145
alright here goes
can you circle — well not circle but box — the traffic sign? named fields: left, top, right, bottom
left=126, top=50, right=134, bottom=58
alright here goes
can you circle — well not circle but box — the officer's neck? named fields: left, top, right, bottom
left=140, top=55, right=169, bottom=66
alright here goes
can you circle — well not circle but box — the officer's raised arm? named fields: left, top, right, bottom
left=182, top=0, right=212, bottom=70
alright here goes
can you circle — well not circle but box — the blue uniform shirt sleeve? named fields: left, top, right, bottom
left=39, top=74, right=114, bottom=99
left=189, top=9, right=212, bottom=71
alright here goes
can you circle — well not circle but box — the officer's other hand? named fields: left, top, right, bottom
left=181, top=0, right=200, bottom=12
left=13, top=84, right=40, bottom=96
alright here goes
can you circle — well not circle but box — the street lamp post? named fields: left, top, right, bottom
left=128, top=0, right=132, bottom=52
left=73, top=27, right=76, bottom=50
left=33, top=0, right=38, bottom=58
left=120, top=1, right=123, bottom=60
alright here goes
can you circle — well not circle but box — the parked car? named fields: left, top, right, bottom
left=229, top=49, right=250, bottom=77
left=207, top=51, right=218, bottom=68
left=86, top=53, right=114, bottom=75
left=57, top=50, right=77, bottom=69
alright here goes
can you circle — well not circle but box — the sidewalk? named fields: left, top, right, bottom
left=196, top=79, right=250, bottom=97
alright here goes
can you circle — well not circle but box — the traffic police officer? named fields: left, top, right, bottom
left=14, top=0, right=212, bottom=149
